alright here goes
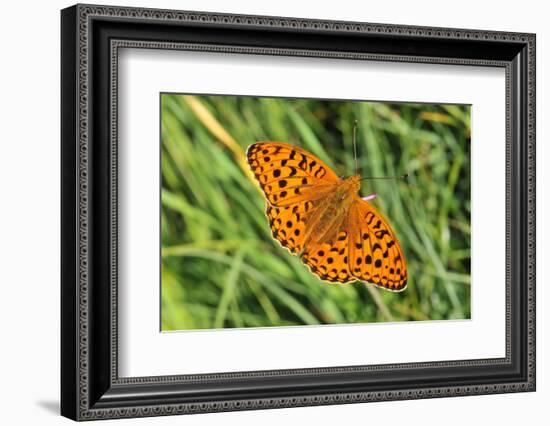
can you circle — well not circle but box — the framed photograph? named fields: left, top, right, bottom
left=61, top=3, right=536, bottom=421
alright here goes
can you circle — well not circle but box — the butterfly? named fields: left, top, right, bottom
left=246, top=141, right=407, bottom=292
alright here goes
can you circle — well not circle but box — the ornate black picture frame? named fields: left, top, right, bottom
left=61, top=3, right=536, bottom=421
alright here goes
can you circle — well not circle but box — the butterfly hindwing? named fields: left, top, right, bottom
left=301, top=227, right=353, bottom=284
left=266, top=202, right=316, bottom=254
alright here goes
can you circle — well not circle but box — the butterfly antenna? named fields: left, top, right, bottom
left=352, top=120, right=407, bottom=184
left=353, top=119, right=359, bottom=175
left=361, top=173, right=409, bottom=181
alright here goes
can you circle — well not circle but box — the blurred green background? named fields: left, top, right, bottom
left=160, top=94, right=471, bottom=331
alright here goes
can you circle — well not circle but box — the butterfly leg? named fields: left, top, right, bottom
left=362, top=193, right=377, bottom=202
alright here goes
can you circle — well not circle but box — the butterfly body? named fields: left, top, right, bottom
left=301, top=175, right=359, bottom=247
left=247, top=141, right=407, bottom=292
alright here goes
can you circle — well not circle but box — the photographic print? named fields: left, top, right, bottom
left=160, top=94, right=471, bottom=331
left=61, top=6, right=536, bottom=418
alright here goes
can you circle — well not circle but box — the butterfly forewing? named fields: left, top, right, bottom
left=348, top=199, right=407, bottom=291
left=247, top=142, right=339, bottom=207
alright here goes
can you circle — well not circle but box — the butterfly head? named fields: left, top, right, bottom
left=336, top=175, right=362, bottom=201
left=344, top=175, right=362, bottom=194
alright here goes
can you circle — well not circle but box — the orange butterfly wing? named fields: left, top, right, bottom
left=348, top=198, right=407, bottom=291
left=247, top=142, right=339, bottom=207
left=301, top=227, right=354, bottom=284
left=265, top=202, right=315, bottom=255
left=248, top=141, right=339, bottom=255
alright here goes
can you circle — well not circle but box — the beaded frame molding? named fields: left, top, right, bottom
left=61, top=3, right=536, bottom=421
